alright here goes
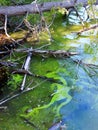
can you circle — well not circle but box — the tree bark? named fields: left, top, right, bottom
left=0, top=0, right=98, bottom=16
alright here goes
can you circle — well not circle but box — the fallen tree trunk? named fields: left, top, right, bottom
left=0, top=0, right=98, bottom=16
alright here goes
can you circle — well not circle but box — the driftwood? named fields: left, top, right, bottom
left=0, top=0, right=98, bottom=16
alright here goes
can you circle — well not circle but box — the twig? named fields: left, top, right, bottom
left=0, top=79, right=47, bottom=105
left=14, top=12, right=29, bottom=32
left=35, top=0, right=52, bottom=40
left=0, top=50, right=11, bottom=55
left=23, top=19, right=39, bottom=42
left=36, top=43, right=51, bottom=50
left=12, top=69, right=33, bottom=75
left=3, top=14, right=17, bottom=46
left=0, top=92, right=21, bottom=105
left=39, top=13, right=52, bottom=40
left=72, top=59, right=98, bottom=68
left=0, top=60, right=18, bottom=67
left=74, top=6, right=85, bottom=27
left=25, top=79, right=34, bottom=89
left=48, top=13, right=56, bottom=28
left=24, top=19, right=33, bottom=32
left=4, top=15, right=10, bottom=38
left=14, top=20, right=24, bottom=32
left=77, top=24, right=98, bottom=34
left=44, top=17, right=52, bottom=40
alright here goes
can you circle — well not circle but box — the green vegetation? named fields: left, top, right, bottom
left=7, top=74, right=23, bottom=91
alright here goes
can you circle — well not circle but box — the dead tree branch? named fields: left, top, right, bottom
left=77, top=24, right=98, bottom=34
left=14, top=48, right=78, bottom=58
left=0, top=48, right=78, bottom=59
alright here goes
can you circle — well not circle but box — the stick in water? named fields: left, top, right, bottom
left=20, top=47, right=32, bottom=91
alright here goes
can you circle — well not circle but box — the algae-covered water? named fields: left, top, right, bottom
left=0, top=7, right=98, bottom=130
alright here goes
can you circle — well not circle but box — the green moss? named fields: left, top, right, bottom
left=7, top=74, right=23, bottom=91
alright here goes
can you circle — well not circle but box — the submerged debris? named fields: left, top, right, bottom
left=0, top=106, right=7, bottom=111
left=48, top=121, right=67, bottom=130
left=21, top=117, right=39, bottom=129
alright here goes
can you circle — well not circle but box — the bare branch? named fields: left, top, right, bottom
left=4, top=15, right=10, bottom=37
left=77, top=24, right=98, bottom=34
left=14, top=48, right=78, bottom=58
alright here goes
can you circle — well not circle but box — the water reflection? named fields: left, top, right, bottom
left=61, top=87, right=98, bottom=130
left=59, top=63, right=98, bottom=130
